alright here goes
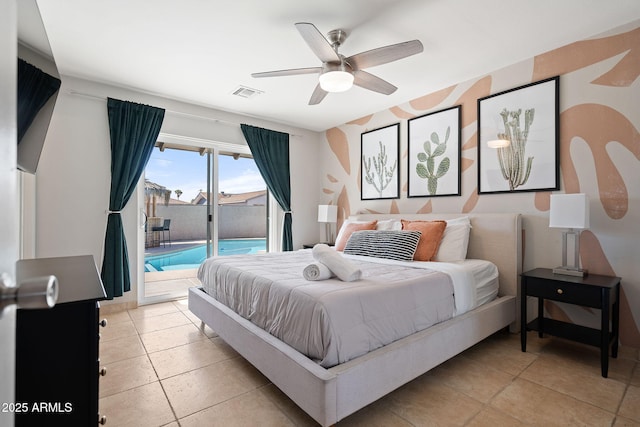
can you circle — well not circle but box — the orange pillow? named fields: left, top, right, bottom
left=401, top=220, right=447, bottom=261
left=335, top=220, right=378, bottom=251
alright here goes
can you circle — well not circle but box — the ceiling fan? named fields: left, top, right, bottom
left=251, top=22, right=423, bottom=105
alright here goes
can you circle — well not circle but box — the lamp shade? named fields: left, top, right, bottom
left=317, top=205, right=338, bottom=223
left=549, top=193, right=590, bottom=229
left=319, top=70, right=353, bottom=92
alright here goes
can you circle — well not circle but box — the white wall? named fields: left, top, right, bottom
left=154, top=204, right=266, bottom=240
left=35, top=75, right=322, bottom=307
left=317, top=22, right=640, bottom=346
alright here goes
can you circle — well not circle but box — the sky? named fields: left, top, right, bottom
left=145, top=147, right=266, bottom=202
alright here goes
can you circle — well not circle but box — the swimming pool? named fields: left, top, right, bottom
left=145, top=238, right=266, bottom=272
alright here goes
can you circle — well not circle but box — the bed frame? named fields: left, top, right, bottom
left=189, top=213, right=522, bottom=426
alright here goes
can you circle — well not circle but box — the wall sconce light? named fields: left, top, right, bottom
left=549, top=193, right=590, bottom=277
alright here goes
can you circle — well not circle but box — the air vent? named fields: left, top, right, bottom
left=232, top=85, right=263, bottom=99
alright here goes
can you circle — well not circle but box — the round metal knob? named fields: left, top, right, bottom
left=1, top=274, right=58, bottom=316
left=99, top=367, right=107, bottom=376
left=557, top=288, right=563, bottom=295
left=17, top=275, right=58, bottom=309
left=99, top=319, right=108, bottom=327
left=98, top=414, right=107, bottom=425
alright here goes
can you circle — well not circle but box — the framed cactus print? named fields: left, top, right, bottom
left=477, top=76, right=559, bottom=194
left=361, top=123, right=400, bottom=200
left=408, top=105, right=461, bottom=197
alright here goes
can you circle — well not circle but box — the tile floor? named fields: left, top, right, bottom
left=144, top=276, right=199, bottom=299
left=99, top=299, right=640, bottom=426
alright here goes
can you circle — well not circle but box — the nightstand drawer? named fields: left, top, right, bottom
left=525, top=277, right=602, bottom=307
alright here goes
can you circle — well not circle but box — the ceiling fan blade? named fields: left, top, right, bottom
left=309, top=84, right=328, bottom=105
left=353, top=70, right=397, bottom=95
left=347, top=40, right=423, bottom=70
left=251, top=67, right=322, bottom=78
left=295, top=22, right=340, bottom=63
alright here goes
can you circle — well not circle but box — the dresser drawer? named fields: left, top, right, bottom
left=525, top=277, right=602, bottom=308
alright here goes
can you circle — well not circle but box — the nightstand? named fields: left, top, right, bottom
left=520, top=268, right=620, bottom=378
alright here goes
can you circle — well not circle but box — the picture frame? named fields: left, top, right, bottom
left=477, top=76, right=559, bottom=194
left=407, top=105, right=461, bottom=197
left=361, top=123, right=400, bottom=200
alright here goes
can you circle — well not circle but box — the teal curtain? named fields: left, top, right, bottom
left=240, top=124, right=292, bottom=251
left=102, top=98, right=165, bottom=299
left=17, top=58, right=61, bottom=143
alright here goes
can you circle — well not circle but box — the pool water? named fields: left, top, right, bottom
left=145, top=239, right=266, bottom=272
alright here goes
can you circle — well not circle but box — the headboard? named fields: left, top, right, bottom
left=348, top=213, right=522, bottom=299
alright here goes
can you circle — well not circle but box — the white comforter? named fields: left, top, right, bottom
left=198, top=250, right=478, bottom=367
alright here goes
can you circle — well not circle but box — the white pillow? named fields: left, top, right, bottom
left=375, top=219, right=402, bottom=231
left=433, top=217, right=471, bottom=262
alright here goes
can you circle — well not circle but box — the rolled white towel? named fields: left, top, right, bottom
left=302, top=262, right=334, bottom=281
left=311, top=244, right=362, bottom=282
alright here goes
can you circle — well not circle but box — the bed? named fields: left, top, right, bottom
left=188, top=212, right=522, bottom=426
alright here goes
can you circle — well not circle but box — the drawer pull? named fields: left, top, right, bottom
left=98, top=414, right=107, bottom=425
left=557, top=288, right=564, bottom=295
left=99, top=319, right=108, bottom=327
left=99, top=367, right=107, bottom=376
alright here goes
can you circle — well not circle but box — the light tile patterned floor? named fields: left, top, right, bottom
left=99, top=300, right=640, bottom=426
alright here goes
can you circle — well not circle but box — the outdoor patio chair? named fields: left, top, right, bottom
left=152, top=219, right=171, bottom=247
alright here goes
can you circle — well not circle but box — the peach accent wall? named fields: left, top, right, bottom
left=320, top=21, right=640, bottom=348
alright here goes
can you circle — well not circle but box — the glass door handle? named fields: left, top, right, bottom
left=0, top=273, right=58, bottom=316
left=141, top=208, right=148, bottom=228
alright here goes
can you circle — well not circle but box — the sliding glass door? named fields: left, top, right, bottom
left=216, top=151, right=268, bottom=257
left=141, top=139, right=267, bottom=303
left=142, top=146, right=209, bottom=302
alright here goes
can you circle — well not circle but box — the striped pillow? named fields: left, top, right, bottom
left=343, top=230, right=422, bottom=261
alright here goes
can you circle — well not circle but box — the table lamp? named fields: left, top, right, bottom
left=317, top=205, right=338, bottom=244
left=549, top=193, right=590, bottom=277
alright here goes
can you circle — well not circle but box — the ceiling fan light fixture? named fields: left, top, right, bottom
left=252, top=23, right=423, bottom=104
left=319, top=69, right=353, bottom=92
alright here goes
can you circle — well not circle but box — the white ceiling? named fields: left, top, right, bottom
left=20, top=0, right=640, bottom=132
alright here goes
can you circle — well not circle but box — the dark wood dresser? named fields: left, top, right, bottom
left=15, top=255, right=107, bottom=426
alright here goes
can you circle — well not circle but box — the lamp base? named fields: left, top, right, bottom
left=553, top=266, right=588, bottom=277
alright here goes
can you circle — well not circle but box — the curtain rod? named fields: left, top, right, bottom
left=65, top=89, right=302, bottom=137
